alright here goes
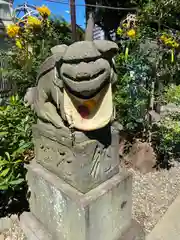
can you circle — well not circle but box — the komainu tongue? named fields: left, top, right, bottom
left=77, top=105, right=90, bottom=119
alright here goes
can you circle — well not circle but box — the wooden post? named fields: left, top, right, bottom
left=70, top=0, right=77, bottom=41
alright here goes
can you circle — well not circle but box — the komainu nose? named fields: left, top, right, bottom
left=76, top=72, right=90, bottom=80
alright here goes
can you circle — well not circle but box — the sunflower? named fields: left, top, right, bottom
left=127, top=29, right=136, bottom=38
left=160, top=34, right=179, bottom=49
left=160, top=34, right=167, bottom=42
left=37, top=5, right=51, bottom=18
left=27, top=16, right=41, bottom=28
left=6, top=24, right=20, bottom=38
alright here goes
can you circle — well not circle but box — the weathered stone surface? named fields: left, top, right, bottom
left=26, top=162, right=132, bottom=240
left=33, top=121, right=120, bottom=193
left=51, top=44, right=68, bottom=55
left=94, top=40, right=119, bottom=56
left=20, top=216, right=145, bottom=240
left=25, top=39, right=118, bottom=130
left=119, top=220, right=145, bottom=240
left=20, top=212, right=52, bottom=240
left=63, top=41, right=101, bottom=61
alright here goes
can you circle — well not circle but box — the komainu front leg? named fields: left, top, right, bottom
left=34, top=101, right=64, bottom=128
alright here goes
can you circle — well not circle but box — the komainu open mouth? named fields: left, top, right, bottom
left=62, top=69, right=105, bottom=82
left=64, top=78, right=110, bottom=100
left=62, top=70, right=110, bottom=99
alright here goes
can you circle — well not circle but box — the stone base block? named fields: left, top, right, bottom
left=33, top=121, right=120, bottom=193
left=120, top=220, right=145, bottom=240
left=20, top=213, right=145, bottom=240
left=26, top=162, right=133, bottom=240
left=19, top=212, right=52, bottom=240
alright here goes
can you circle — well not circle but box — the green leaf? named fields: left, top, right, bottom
left=0, top=132, right=8, bottom=136
left=9, top=178, right=24, bottom=186
left=0, top=170, right=13, bottom=184
left=5, top=152, right=11, bottom=161
left=14, top=159, right=23, bottom=164
left=12, top=143, right=31, bottom=158
left=0, top=168, right=10, bottom=177
left=0, top=185, right=8, bottom=190
left=0, top=160, right=9, bottom=167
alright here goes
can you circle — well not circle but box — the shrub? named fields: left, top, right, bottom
left=152, top=113, right=180, bottom=167
left=114, top=8, right=180, bottom=165
left=114, top=29, right=154, bottom=137
left=0, top=95, right=35, bottom=190
left=163, top=84, right=180, bottom=105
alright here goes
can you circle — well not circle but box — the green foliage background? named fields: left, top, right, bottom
left=0, top=96, right=35, bottom=190
left=113, top=0, right=180, bottom=164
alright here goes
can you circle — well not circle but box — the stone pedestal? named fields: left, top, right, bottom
left=21, top=162, right=134, bottom=240
left=32, top=121, right=120, bottom=193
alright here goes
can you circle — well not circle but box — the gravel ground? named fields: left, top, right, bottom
left=131, top=161, right=180, bottom=234
left=2, top=161, right=180, bottom=239
left=1, top=221, right=25, bottom=240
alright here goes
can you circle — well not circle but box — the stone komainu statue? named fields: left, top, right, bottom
left=25, top=17, right=120, bottom=193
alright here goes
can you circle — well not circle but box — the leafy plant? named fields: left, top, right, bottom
left=137, top=0, right=180, bottom=31
left=113, top=1, right=180, bottom=156
left=163, top=84, right=180, bottom=105
left=152, top=113, right=180, bottom=167
left=0, top=153, right=25, bottom=190
left=114, top=30, right=154, bottom=137
left=0, top=95, right=35, bottom=190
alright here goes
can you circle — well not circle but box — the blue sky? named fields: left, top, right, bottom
left=13, top=0, right=86, bottom=28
